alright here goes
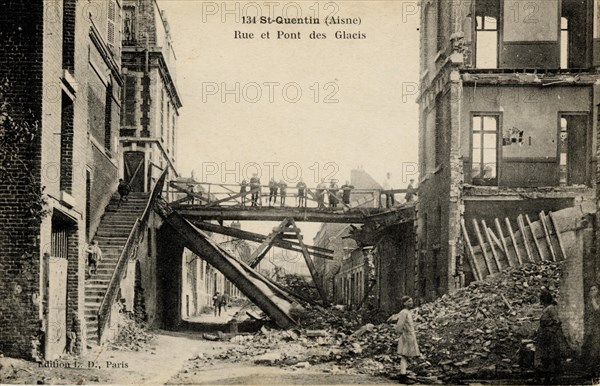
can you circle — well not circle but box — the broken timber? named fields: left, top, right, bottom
left=464, top=207, right=583, bottom=281
left=192, top=221, right=334, bottom=260
left=173, top=205, right=397, bottom=224
left=155, top=199, right=297, bottom=329
left=245, top=217, right=328, bottom=303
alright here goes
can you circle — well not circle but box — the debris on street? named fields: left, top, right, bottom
left=194, top=261, right=564, bottom=383
left=108, top=316, right=156, bottom=352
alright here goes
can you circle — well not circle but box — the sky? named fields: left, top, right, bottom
left=158, top=0, right=421, bottom=237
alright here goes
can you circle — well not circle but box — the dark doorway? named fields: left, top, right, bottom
left=124, top=151, right=145, bottom=192
left=559, top=114, right=588, bottom=186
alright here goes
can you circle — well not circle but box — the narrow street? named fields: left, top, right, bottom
left=0, top=329, right=393, bottom=385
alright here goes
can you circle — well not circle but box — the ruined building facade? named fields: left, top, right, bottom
left=120, top=0, right=181, bottom=192
left=0, top=0, right=123, bottom=358
left=418, top=0, right=600, bottom=351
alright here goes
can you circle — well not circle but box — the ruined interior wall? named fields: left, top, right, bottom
left=461, top=85, right=594, bottom=187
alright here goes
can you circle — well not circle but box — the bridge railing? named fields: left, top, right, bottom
left=166, top=181, right=393, bottom=209
left=97, top=169, right=169, bottom=343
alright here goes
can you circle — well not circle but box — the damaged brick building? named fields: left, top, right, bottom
left=0, top=0, right=182, bottom=360
left=418, top=0, right=600, bottom=353
left=0, top=0, right=124, bottom=359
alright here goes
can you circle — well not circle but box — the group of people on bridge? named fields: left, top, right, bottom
left=238, top=174, right=358, bottom=210
left=236, top=173, right=417, bottom=210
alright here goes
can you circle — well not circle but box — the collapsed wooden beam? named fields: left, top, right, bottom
left=191, top=221, right=334, bottom=259
left=505, top=218, right=523, bottom=265
left=461, top=219, right=482, bottom=281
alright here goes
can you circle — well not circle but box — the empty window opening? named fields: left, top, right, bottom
left=60, top=92, right=74, bottom=194
left=471, top=115, right=498, bottom=186
left=559, top=114, right=588, bottom=186
left=475, top=0, right=500, bottom=68
left=561, top=0, right=590, bottom=69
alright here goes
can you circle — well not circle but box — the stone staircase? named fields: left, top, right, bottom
left=84, top=192, right=149, bottom=344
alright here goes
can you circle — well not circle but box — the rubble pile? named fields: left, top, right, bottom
left=109, top=317, right=156, bottom=351
left=198, top=262, right=562, bottom=382
left=411, top=262, right=562, bottom=379
left=295, top=307, right=364, bottom=334
left=314, top=261, right=563, bottom=380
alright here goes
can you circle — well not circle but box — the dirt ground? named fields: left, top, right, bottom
left=0, top=330, right=394, bottom=385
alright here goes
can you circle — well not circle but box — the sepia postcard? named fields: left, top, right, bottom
left=0, top=0, right=599, bottom=384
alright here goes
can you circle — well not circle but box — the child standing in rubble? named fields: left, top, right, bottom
left=396, top=296, right=420, bottom=384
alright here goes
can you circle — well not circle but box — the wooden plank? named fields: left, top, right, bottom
left=249, top=219, right=289, bottom=267
left=539, top=211, right=557, bottom=262
left=192, top=221, right=334, bottom=257
left=526, top=214, right=544, bottom=261
left=505, top=218, right=522, bottom=266
left=488, top=227, right=506, bottom=255
left=288, top=218, right=328, bottom=303
left=206, top=188, right=259, bottom=208
left=169, top=182, right=210, bottom=203
left=548, top=211, right=567, bottom=261
left=461, top=219, right=482, bottom=281
left=517, top=215, right=533, bottom=262
left=494, top=218, right=511, bottom=267
left=472, top=219, right=493, bottom=275
left=482, top=220, right=501, bottom=272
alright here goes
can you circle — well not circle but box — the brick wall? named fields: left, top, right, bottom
left=0, top=0, right=45, bottom=359
left=62, top=0, right=76, bottom=73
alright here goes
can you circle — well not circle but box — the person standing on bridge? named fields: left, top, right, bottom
left=405, top=179, right=417, bottom=203
left=328, top=180, right=339, bottom=209
left=316, top=179, right=326, bottom=209
left=239, top=179, right=248, bottom=207
left=250, top=174, right=260, bottom=207
left=268, top=178, right=278, bottom=206
left=382, top=172, right=394, bottom=208
left=341, top=180, right=354, bottom=207
left=296, top=178, right=307, bottom=208
left=279, top=179, right=288, bottom=207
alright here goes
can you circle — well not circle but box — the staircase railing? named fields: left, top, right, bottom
left=97, top=169, right=169, bottom=342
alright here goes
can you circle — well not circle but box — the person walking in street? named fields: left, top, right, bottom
left=85, top=240, right=102, bottom=278
left=212, top=291, right=222, bottom=317
left=268, top=178, right=278, bottom=206
left=117, top=178, right=131, bottom=203
left=222, top=292, right=230, bottom=312
left=328, top=179, right=339, bottom=209
left=341, top=180, right=354, bottom=206
left=535, top=288, right=565, bottom=384
left=405, top=178, right=417, bottom=203
left=316, top=179, right=326, bottom=209
left=382, top=172, right=394, bottom=208
left=239, top=179, right=248, bottom=207
left=250, top=174, right=260, bottom=207
left=396, top=296, right=420, bottom=384
left=279, top=179, right=288, bottom=207
left=296, top=178, right=307, bottom=208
